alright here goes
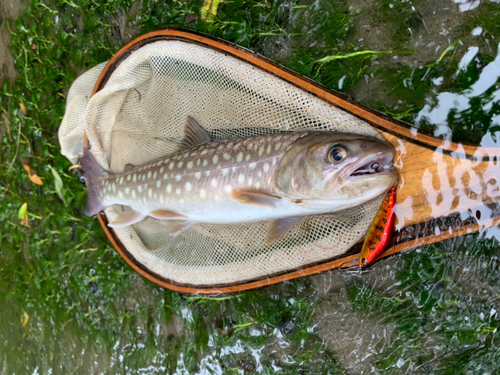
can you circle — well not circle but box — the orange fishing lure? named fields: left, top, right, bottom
left=359, top=185, right=397, bottom=269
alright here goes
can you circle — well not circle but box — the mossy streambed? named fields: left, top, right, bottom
left=1, top=0, right=500, bottom=373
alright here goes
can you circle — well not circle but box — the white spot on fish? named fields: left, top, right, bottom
left=223, top=153, right=231, bottom=160
left=201, top=150, right=208, bottom=155
left=133, top=174, right=137, bottom=182
left=200, top=189, right=206, bottom=199
left=176, top=188, right=181, bottom=195
left=228, top=141, right=234, bottom=148
left=267, top=145, right=272, bottom=154
left=169, top=162, right=174, bottom=170
left=160, top=195, right=164, bottom=204
left=164, top=174, right=168, bottom=180
left=195, top=172, right=201, bottom=179
left=187, top=161, right=193, bottom=169
left=167, top=184, right=172, bottom=193
left=203, top=159, right=208, bottom=167
left=175, top=175, right=182, bottom=182
left=255, top=182, right=261, bottom=189
left=102, top=188, right=106, bottom=194
left=112, top=184, right=116, bottom=193
left=118, top=191, right=123, bottom=199
left=125, top=187, right=130, bottom=194
left=249, top=162, right=257, bottom=169
left=237, top=152, right=243, bottom=162
left=142, top=174, right=146, bottom=182
left=258, top=146, right=264, bottom=156
left=185, top=182, right=192, bottom=191
left=119, top=176, right=124, bottom=185
left=222, top=169, right=229, bottom=176
left=218, top=144, right=224, bottom=150
left=127, top=175, right=131, bottom=182
left=160, top=167, right=164, bottom=174
left=132, top=190, right=136, bottom=199
left=211, top=178, right=218, bottom=187
left=206, top=171, right=211, bottom=177
left=275, top=143, right=282, bottom=151
left=225, top=185, right=232, bottom=193
left=178, top=161, right=183, bottom=169
left=156, top=181, right=161, bottom=188
left=138, top=186, right=142, bottom=193
left=245, top=154, right=251, bottom=161
left=148, top=189, right=153, bottom=198
left=238, top=174, right=245, bottom=183
left=213, top=155, right=219, bottom=164
left=263, top=163, right=270, bottom=172
left=248, top=178, right=253, bottom=185
left=147, top=171, right=152, bottom=179
left=153, top=171, right=157, bottom=179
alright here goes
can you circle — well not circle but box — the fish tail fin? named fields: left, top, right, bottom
left=81, top=145, right=107, bottom=216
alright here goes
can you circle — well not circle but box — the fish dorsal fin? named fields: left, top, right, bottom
left=265, top=216, right=303, bottom=244
left=180, top=116, right=212, bottom=149
left=231, top=189, right=282, bottom=207
left=149, top=209, right=187, bottom=220
left=108, top=207, right=146, bottom=228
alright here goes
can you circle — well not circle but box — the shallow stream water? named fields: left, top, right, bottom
left=1, top=0, right=500, bottom=373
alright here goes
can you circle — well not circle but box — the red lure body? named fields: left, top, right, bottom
left=359, top=185, right=397, bottom=268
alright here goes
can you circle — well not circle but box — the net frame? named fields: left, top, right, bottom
left=57, top=29, right=500, bottom=294
left=75, top=29, right=410, bottom=294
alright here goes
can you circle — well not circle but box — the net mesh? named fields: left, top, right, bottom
left=59, top=39, right=385, bottom=287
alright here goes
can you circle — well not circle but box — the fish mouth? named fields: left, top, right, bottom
left=349, top=155, right=394, bottom=179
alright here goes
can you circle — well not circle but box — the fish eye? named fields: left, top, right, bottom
left=328, top=146, right=347, bottom=163
left=79, top=176, right=86, bottom=184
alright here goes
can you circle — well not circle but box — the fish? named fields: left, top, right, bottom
left=359, top=185, right=397, bottom=268
left=82, top=116, right=398, bottom=243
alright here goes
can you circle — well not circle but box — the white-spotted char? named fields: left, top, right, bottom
left=82, top=116, right=397, bottom=243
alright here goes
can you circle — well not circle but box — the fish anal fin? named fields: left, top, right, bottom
left=149, top=209, right=187, bottom=220
left=265, top=216, right=303, bottom=244
left=180, top=116, right=212, bottom=149
left=169, top=221, right=195, bottom=237
left=108, top=207, right=146, bottom=228
left=231, top=189, right=281, bottom=207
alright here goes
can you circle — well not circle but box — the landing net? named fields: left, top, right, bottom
left=59, top=37, right=384, bottom=287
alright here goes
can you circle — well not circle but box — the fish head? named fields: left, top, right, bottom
left=273, top=132, right=398, bottom=209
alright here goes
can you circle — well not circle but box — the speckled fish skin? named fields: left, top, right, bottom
left=82, top=117, right=397, bottom=240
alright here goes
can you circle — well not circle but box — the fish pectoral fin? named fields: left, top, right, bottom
left=179, top=116, right=212, bottom=149
left=169, top=220, right=195, bottom=237
left=108, top=207, right=146, bottom=228
left=265, top=216, right=303, bottom=244
left=124, top=163, right=135, bottom=172
left=231, top=189, right=282, bottom=207
left=149, top=209, right=187, bottom=220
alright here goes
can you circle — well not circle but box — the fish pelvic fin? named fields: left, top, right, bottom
left=149, top=209, right=187, bottom=220
left=81, top=145, right=108, bottom=217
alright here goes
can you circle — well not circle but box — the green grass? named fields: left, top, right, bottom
left=1, top=0, right=500, bottom=373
